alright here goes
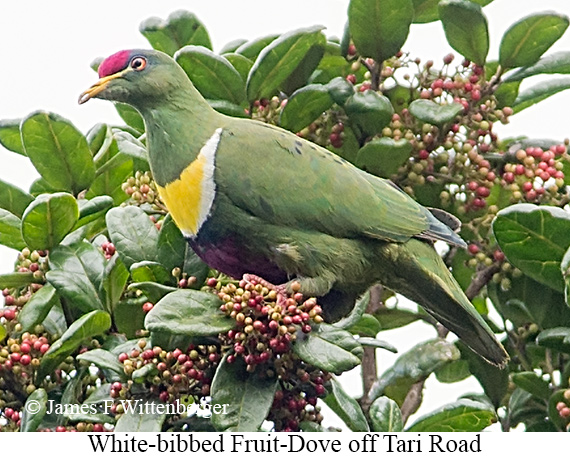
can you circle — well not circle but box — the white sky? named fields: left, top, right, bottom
left=0, top=0, right=569, bottom=430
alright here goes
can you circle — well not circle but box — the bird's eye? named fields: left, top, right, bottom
left=130, top=57, right=147, bottom=71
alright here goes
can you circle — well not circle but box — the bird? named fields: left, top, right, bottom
left=79, top=49, right=508, bottom=367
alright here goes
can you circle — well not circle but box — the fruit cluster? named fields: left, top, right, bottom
left=556, top=387, right=570, bottom=430
left=121, top=171, right=162, bottom=210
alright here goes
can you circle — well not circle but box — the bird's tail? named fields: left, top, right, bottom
left=381, top=238, right=509, bottom=367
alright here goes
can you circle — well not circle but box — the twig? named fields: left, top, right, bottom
left=465, top=263, right=501, bottom=301
left=400, top=379, right=426, bottom=425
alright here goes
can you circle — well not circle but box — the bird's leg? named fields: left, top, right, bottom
left=242, top=274, right=289, bottom=308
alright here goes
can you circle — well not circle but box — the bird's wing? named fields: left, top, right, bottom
left=214, top=120, right=442, bottom=243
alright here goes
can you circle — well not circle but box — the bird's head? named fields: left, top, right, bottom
left=79, top=49, right=188, bottom=107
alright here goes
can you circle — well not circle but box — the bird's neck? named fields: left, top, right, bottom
left=138, top=88, right=222, bottom=187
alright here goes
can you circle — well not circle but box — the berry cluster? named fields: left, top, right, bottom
left=121, top=171, right=162, bottom=209
left=556, top=387, right=570, bottom=430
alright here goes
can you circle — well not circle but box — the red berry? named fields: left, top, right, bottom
left=93, top=424, right=104, bottom=432
left=56, top=426, right=67, bottom=432
left=346, top=74, right=357, bottom=84
left=3, top=308, right=16, bottom=320
left=468, top=244, right=480, bottom=255
left=142, top=302, right=154, bottom=313
left=493, top=250, right=505, bottom=262
left=20, top=343, right=31, bottom=354
left=20, top=354, right=31, bottom=366
left=118, top=352, right=128, bottom=363
left=40, top=343, right=50, bottom=354
left=206, top=278, right=218, bottom=288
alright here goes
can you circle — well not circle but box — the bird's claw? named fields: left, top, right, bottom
left=242, top=274, right=289, bottom=307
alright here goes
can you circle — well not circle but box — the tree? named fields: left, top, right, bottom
left=1, top=0, right=570, bottom=432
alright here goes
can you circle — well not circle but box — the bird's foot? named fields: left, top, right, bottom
left=242, top=274, right=290, bottom=308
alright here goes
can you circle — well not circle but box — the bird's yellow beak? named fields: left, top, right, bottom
left=78, top=71, right=125, bottom=104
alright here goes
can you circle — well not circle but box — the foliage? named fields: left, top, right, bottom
left=1, top=0, right=570, bottom=432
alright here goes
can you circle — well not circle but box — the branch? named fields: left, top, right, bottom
left=465, top=262, right=501, bottom=301
left=400, top=379, right=426, bottom=425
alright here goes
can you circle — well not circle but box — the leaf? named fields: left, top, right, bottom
left=438, top=0, right=489, bottom=65
left=114, top=104, right=145, bottom=133
left=492, top=203, right=570, bottom=292
left=220, top=38, right=247, bottom=54
left=246, top=26, right=326, bottom=101
left=46, top=241, right=106, bottom=314
left=131, top=261, right=173, bottom=285
left=499, top=13, right=569, bottom=69
left=102, top=255, right=129, bottom=312
left=280, top=41, right=326, bottom=95
left=409, top=99, right=464, bottom=125
left=21, top=192, right=79, bottom=250
left=292, top=323, right=363, bottom=374
left=156, top=214, right=186, bottom=273
left=512, top=77, right=570, bottom=113
left=355, top=138, right=412, bottom=178
left=128, top=282, right=178, bottom=303
left=235, top=34, right=279, bottom=60
left=344, top=91, right=394, bottom=137
left=20, top=111, right=95, bottom=194
left=139, top=10, right=212, bottom=56
left=223, top=53, right=253, bottom=82
left=37, top=310, right=111, bottom=382
left=536, top=327, right=570, bottom=353
left=0, top=178, right=34, bottom=218
left=406, top=399, right=496, bottom=432
left=114, top=399, right=166, bottom=432
left=369, top=339, right=460, bottom=405
left=77, top=348, right=126, bottom=380
left=548, top=389, right=570, bottom=431
left=374, top=307, right=421, bottom=330
left=145, top=289, right=232, bottom=337
left=358, top=337, right=398, bottom=353
left=326, top=76, right=355, bottom=106
left=106, top=206, right=159, bottom=269
left=505, top=51, right=570, bottom=82
left=18, top=284, right=60, bottom=333
left=347, top=313, right=381, bottom=337
left=113, top=131, right=148, bottom=161
left=210, top=356, right=277, bottom=431
left=0, top=118, right=25, bottom=155
left=75, top=196, right=114, bottom=230
left=279, top=84, right=333, bottom=132
left=20, top=388, right=48, bottom=432
left=323, top=376, right=369, bottom=431
left=435, top=358, right=471, bottom=383
left=511, top=372, right=551, bottom=400
left=0, top=272, right=34, bottom=289
left=175, top=46, right=246, bottom=105
left=114, top=298, right=147, bottom=339
left=348, top=0, right=414, bottom=62
left=369, top=396, right=403, bottom=432
left=0, top=208, right=25, bottom=250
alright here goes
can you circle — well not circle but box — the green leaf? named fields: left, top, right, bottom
left=511, top=372, right=551, bottom=400
left=512, top=77, right=570, bottom=113
left=435, top=358, right=471, bottom=383
left=114, top=104, right=145, bottom=133
left=494, top=80, right=521, bottom=108
left=145, top=289, right=232, bottom=337
left=0, top=208, right=25, bottom=250
left=223, top=53, right=254, bottom=82
left=106, top=206, right=159, bottom=269
left=235, top=34, right=279, bottom=60
left=439, top=0, right=489, bottom=65
left=20, top=111, right=95, bottom=194
left=348, top=0, right=414, bottom=62
left=21, top=192, right=79, bottom=250
left=536, top=327, right=570, bottom=353
left=139, top=10, right=212, bottom=56
left=87, top=157, right=133, bottom=205
left=292, top=323, right=363, bottom=374
left=369, top=396, right=403, bottom=432
left=0, top=272, right=34, bottom=289
left=18, top=284, right=59, bottom=333
left=156, top=214, right=186, bottom=273
left=37, top=310, right=111, bottom=382
left=0, top=178, right=34, bottom=218
left=0, top=324, right=5, bottom=343
left=246, top=26, right=326, bottom=101
left=323, top=376, right=369, bottom=431
left=114, top=399, right=167, bottom=432
left=499, top=13, right=569, bottom=69
left=20, top=388, right=48, bottom=432
left=326, top=76, right=355, bottom=106
left=102, top=255, right=129, bottom=312
left=280, top=41, right=326, bottom=95
left=505, top=51, right=570, bottom=84
left=347, top=313, right=381, bottom=337
left=114, top=298, right=146, bottom=339
left=175, top=46, right=246, bottom=105
left=374, top=307, right=421, bottom=330
left=344, top=91, right=394, bottom=137
left=407, top=399, right=496, bottom=432
left=128, top=282, right=178, bottom=303
left=0, top=118, right=25, bottom=155
left=492, top=204, right=570, bottom=292
left=358, top=337, right=398, bottom=353
left=131, top=261, right=173, bottom=285
left=548, top=389, right=570, bottom=431
left=75, top=196, right=114, bottom=229
left=279, top=84, right=333, bottom=132
left=355, top=138, right=412, bottom=178
left=220, top=38, right=247, bottom=54
left=369, top=339, right=460, bottom=405
left=113, top=131, right=148, bottom=161
left=46, top=241, right=106, bottom=314
left=210, top=356, right=277, bottom=431
left=413, top=0, right=494, bottom=23
left=409, top=99, right=464, bottom=125
left=77, top=348, right=126, bottom=380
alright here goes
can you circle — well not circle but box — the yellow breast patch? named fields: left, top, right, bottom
left=156, top=128, right=221, bottom=237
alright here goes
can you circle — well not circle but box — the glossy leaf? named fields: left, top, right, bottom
left=77, top=348, right=127, bottom=380
left=435, top=358, right=471, bottom=383
left=280, top=41, right=326, bottom=95
left=74, top=196, right=114, bottom=230
left=20, top=388, right=48, bottom=432
left=505, top=51, right=570, bottom=82
left=407, top=399, right=496, bottom=432
left=219, top=38, right=247, bottom=54
left=106, top=206, right=159, bottom=269
left=145, top=289, right=232, bottom=337
left=347, top=313, right=381, bottom=337
left=20, top=111, right=95, bottom=194
left=323, top=376, right=369, bottom=431
left=235, top=34, right=279, bottom=60
left=0, top=272, right=34, bottom=289
left=511, top=372, right=551, bottom=400
left=114, top=399, right=166, bottom=432
left=536, top=327, right=570, bottom=353
left=139, top=10, right=212, bottom=56
left=37, top=310, right=111, bottom=382
left=499, top=13, right=569, bottom=69
left=326, top=76, right=355, bottom=106
left=412, top=0, right=494, bottom=23
left=358, top=337, right=398, bottom=353
left=344, top=91, right=394, bottom=137
left=210, top=356, right=277, bottom=431
left=375, top=307, right=421, bottom=330
left=493, top=204, right=570, bottom=292
left=369, top=396, right=403, bottom=432
left=0, top=178, right=33, bottom=218
left=293, top=323, right=363, bottom=374
left=355, top=138, right=412, bottom=178
left=409, top=99, right=464, bottom=125
left=439, top=0, right=489, bottom=65
left=0, top=208, right=25, bottom=250
left=348, top=0, right=414, bottom=62
left=18, top=284, right=59, bottom=333
left=223, top=53, right=253, bottom=82
left=128, top=282, right=178, bottom=304
left=512, top=77, right=570, bottom=113
left=175, top=46, right=246, bottom=104
left=102, top=255, right=129, bottom=312
left=21, top=192, right=79, bottom=250
left=114, top=298, right=146, bottom=339
left=114, top=104, right=145, bottom=133
left=156, top=214, right=186, bottom=273
left=113, top=131, right=148, bottom=162
left=130, top=261, right=173, bottom=285
left=246, top=26, right=326, bottom=101
left=0, top=118, right=25, bottom=155
left=279, top=84, right=333, bottom=132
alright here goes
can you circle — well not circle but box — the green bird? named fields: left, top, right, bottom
left=79, top=49, right=508, bottom=367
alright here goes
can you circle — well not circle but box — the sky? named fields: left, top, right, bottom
left=0, top=0, right=569, bottom=429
